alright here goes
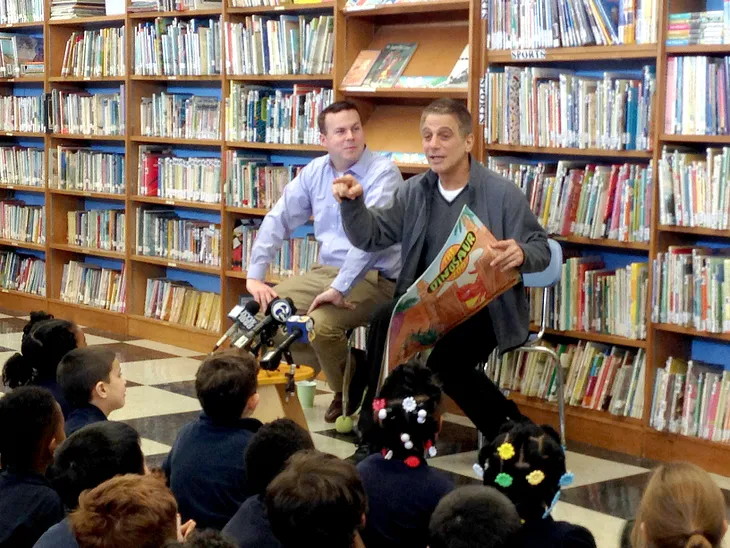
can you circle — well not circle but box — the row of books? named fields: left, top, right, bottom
left=52, top=147, right=125, bottom=194
left=0, top=0, right=43, bottom=24
left=0, top=251, right=44, bottom=295
left=230, top=0, right=325, bottom=7
left=0, top=145, right=44, bottom=188
left=0, top=200, right=44, bottom=243
left=224, top=14, right=333, bottom=76
left=651, top=357, right=730, bottom=443
left=483, top=66, right=656, bottom=151
left=135, top=209, right=221, bottom=266
left=226, top=83, right=331, bottom=144
left=232, top=219, right=320, bottom=278
left=67, top=209, right=125, bottom=251
left=486, top=342, right=646, bottom=418
left=143, top=277, right=221, bottom=331
left=484, top=0, right=658, bottom=50
left=49, top=88, right=125, bottom=136
left=138, top=146, right=222, bottom=203
left=530, top=258, right=649, bottom=339
left=61, top=28, right=125, bottom=78
left=665, top=56, right=730, bottom=136
left=129, top=0, right=221, bottom=12
left=0, top=33, right=43, bottom=78
left=140, top=92, right=220, bottom=140
left=666, top=11, right=728, bottom=47
left=658, top=147, right=730, bottom=229
left=59, top=260, right=127, bottom=312
left=651, top=247, right=730, bottom=334
left=376, top=150, right=428, bottom=165
left=489, top=158, right=652, bottom=243
left=134, top=18, right=221, bottom=76
left=50, top=0, right=105, bottom=19
left=226, top=152, right=301, bottom=209
left=0, top=95, right=46, bottom=133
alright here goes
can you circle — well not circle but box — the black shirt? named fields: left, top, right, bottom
left=64, top=404, right=107, bottom=437
left=419, top=184, right=470, bottom=273
left=521, top=516, right=597, bottom=548
left=222, top=495, right=281, bottom=548
left=33, top=377, right=71, bottom=419
left=0, top=469, right=65, bottom=548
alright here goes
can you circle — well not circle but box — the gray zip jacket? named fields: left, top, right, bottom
left=340, top=156, right=551, bottom=353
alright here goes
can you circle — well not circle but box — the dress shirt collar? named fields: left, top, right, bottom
left=328, top=147, right=375, bottom=179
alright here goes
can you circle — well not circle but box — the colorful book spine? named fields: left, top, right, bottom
left=136, top=209, right=221, bottom=266
left=226, top=151, right=302, bottom=209
left=66, top=209, right=125, bottom=251
left=0, top=146, right=44, bottom=187
left=53, top=146, right=125, bottom=194
left=143, top=277, right=221, bottom=331
left=59, top=261, right=126, bottom=312
left=0, top=250, right=45, bottom=295
left=0, top=94, right=46, bottom=133
left=140, top=92, right=221, bottom=140
left=61, top=27, right=126, bottom=78
left=49, top=88, right=125, bottom=136
left=138, top=148, right=221, bottom=204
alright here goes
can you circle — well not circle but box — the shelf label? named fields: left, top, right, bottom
left=10, top=241, right=17, bottom=246
left=168, top=262, right=177, bottom=268
left=165, top=200, right=175, bottom=205
left=83, top=192, right=92, bottom=197
left=168, top=75, right=177, bottom=80
left=511, top=49, right=546, bottom=60
left=274, top=5, right=284, bottom=9
left=6, top=185, right=13, bottom=189
left=1, top=289, right=7, bottom=294
left=83, top=76, right=90, bottom=81
left=5, top=132, right=12, bottom=136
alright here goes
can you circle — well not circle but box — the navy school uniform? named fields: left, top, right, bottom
left=64, top=404, right=107, bottom=437
left=521, top=515, right=597, bottom=548
left=222, top=494, right=281, bottom=548
left=33, top=518, right=78, bottom=548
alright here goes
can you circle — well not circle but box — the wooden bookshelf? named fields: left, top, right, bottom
left=48, top=14, right=126, bottom=24
left=661, top=134, right=730, bottom=144
left=228, top=1, right=335, bottom=15
left=128, top=8, right=222, bottom=18
left=225, top=269, right=282, bottom=284
left=0, top=184, right=45, bottom=193
left=225, top=205, right=269, bottom=216
left=0, top=21, right=44, bottom=29
left=224, top=141, right=324, bottom=152
left=0, top=238, right=45, bottom=251
left=342, top=0, right=470, bottom=17
left=49, top=76, right=126, bottom=82
left=226, top=74, right=333, bottom=82
left=131, top=195, right=222, bottom=211
left=665, top=44, right=730, bottom=55
left=50, top=243, right=126, bottom=260
left=528, top=324, right=648, bottom=349
left=653, top=323, right=730, bottom=344
left=340, top=86, right=467, bottom=99
left=50, top=133, right=126, bottom=141
left=0, top=131, right=47, bottom=138
left=485, top=143, right=655, bottom=159
left=49, top=188, right=126, bottom=200
left=131, top=254, right=221, bottom=275
left=131, top=136, right=224, bottom=146
left=552, top=235, right=651, bottom=251
left=658, top=225, right=730, bottom=237
left=129, top=75, right=223, bottom=82
left=486, top=43, right=658, bottom=64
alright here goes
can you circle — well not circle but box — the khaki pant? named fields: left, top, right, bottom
left=272, top=264, right=395, bottom=392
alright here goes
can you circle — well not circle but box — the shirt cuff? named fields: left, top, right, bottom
left=246, top=263, right=268, bottom=281
left=330, top=275, right=353, bottom=296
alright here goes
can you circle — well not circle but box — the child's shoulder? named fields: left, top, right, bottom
left=524, top=519, right=596, bottom=548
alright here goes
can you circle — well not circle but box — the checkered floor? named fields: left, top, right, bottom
left=2, top=307, right=730, bottom=548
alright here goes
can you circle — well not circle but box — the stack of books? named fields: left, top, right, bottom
left=0, top=95, right=46, bottom=132
left=50, top=0, right=106, bottom=19
left=138, top=146, right=221, bottom=204
left=0, top=250, right=44, bottom=295
left=49, top=88, right=125, bottom=136
left=136, top=209, right=221, bottom=266
left=128, top=0, right=221, bottom=11
left=61, top=28, right=125, bottom=78
left=144, top=278, right=221, bottom=332
left=67, top=209, right=125, bottom=251
left=0, top=145, right=45, bottom=188
left=229, top=0, right=326, bottom=8
left=0, top=200, right=44, bottom=243
left=60, top=261, right=127, bottom=312
left=140, top=92, right=221, bottom=140
left=226, top=151, right=303, bottom=209
left=52, top=146, right=125, bottom=194
left=667, top=11, right=725, bottom=46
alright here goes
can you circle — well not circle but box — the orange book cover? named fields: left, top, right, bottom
left=341, top=49, right=380, bottom=87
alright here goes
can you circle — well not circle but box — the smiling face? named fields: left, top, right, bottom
left=420, top=113, right=474, bottom=178
left=320, top=108, right=366, bottom=171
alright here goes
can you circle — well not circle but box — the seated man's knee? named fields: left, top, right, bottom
left=308, top=310, right=347, bottom=343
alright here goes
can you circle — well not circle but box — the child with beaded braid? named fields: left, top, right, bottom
left=477, top=421, right=596, bottom=548
left=357, top=361, right=454, bottom=548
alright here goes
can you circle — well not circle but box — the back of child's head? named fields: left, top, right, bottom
left=478, top=421, right=568, bottom=521
left=265, top=450, right=367, bottom=548
left=70, top=473, right=178, bottom=548
left=373, top=360, right=442, bottom=465
left=2, top=311, right=81, bottom=388
left=245, top=418, right=314, bottom=495
left=57, top=347, right=118, bottom=408
left=632, top=462, right=727, bottom=548
left=167, top=530, right=238, bottom=547
left=48, top=421, right=145, bottom=510
left=429, top=485, right=521, bottom=548
left=195, top=349, right=258, bottom=423
left=0, top=385, right=64, bottom=471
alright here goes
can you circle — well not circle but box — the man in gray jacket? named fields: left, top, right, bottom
left=333, top=99, right=551, bottom=461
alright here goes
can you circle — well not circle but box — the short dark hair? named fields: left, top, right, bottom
left=429, top=486, right=521, bottom=548
left=195, top=350, right=258, bottom=423
left=57, top=347, right=117, bottom=408
left=265, top=450, right=367, bottom=548
left=318, top=100, right=361, bottom=135
left=245, top=418, right=314, bottom=494
left=420, top=98, right=473, bottom=137
left=0, top=386, right=62, bottom=470
left=179, top=530, right=238, bottom=548
left=48, top=421, right=145, bottom=510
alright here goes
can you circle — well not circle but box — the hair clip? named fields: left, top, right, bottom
left=404, top=456, right=421, bottom=468
left=497, top=442, right=515, bottom=461
left=526, top=470, right=545, bottom=486
left=402, top=396, right=417, bottom=413
left=417, top=409, right=427, bottom=424
left=382, top=449, right=393, bottom=461
left=425, top=440, right=437, bottom=458
left=495, top=472, right=513, bottom=488
left=373, top=398, right=386, bottom=412
left=400, top=433, right=413, bottom=450
left=543, top=490, right=561, bottom=519
left=472, top=463, right=485, bottom=479
left=558, top=471, right=574, bottom=488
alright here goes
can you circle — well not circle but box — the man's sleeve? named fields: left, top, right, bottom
left=331, top=165, right=404, bottom=295
left=247, top=170, right=313, bottom=281
left=502, top=181, right=551, bottom=274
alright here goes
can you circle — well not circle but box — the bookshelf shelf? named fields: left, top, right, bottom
left=485, top=144, right=654, bottom=159
left=0, top=131, right=46, bottom=138
left=49, top=76, right=125, bottom=82
left=665, top=44, right=730, bottom=55
left=131, top=195, right=222, bottom=211
left=661, top=134, right=730, bottom=144
left=395, top=161, right=429, bottom=173
left=653, top=323, right=730, bottom=343
left=225, top=205, right=269, bottom=216
left=0, top=21, right=43, bottom=29
left=48, top=298, right=127, bottom=334
left=225, top=141, right=323, bottom=152
left=1, top=76, right=45, bottom=83
left=48, top=15, right=126, bottom=25
left=528, top=324, right=647, bottom=349
left=0, top=238, right=45, bottom=251
left=131, top=254, right=221, bottom=275
left=227, top=2, right=335, bottom=15
left=658, top=225, right=730, bottom=237
left=129, top=75, right=223, bottom=82
left=510, top=393, right=644, bottom=428
left=49, top=188, right=125, bottom=200
left=486, top=43, right=658, bottom=64
left=226, top=74, right=333, bottom=82
left=0, top=287, right=45, bottom=301
left=50, top=243, right=125, bottom=260
left=128, top=9, right=223, bottom=18
left=131, top=136, right=224, bottom=146
left=127, top=313, right=219, bottom=352
left=50, top=133, right=125, bottom=141
left=225, top=269, right=282, bottom=284
left=342, top=0, right=470, bottom=17
left=341, top=86, right=468, bottom=99
left=0, top=184, right=45, bottom=193
left=127, top=313, right=218, bottom=336
left=552, top=235, right=650, bottom=251
left=644, top=430, right=730, bottom=476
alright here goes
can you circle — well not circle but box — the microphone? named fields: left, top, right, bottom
left=232, top=297, right=296, bottom=351
left=212, top=300, right=261, bottom=352
left=259, top=315, right=315, bottom=371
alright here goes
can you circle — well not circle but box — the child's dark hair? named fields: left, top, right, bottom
left=48, top=421, right=145, bottom=510
left=2, top=311, right=79, bottom=388
left=245, top=418, right=314, bottom=495
left=373, top=360, right=442, bottom=465
left=0, top=386, right=62, bottom=470
left=478, top=421, right=566, bottom=521
left=195, top=350, right=259, bottom=423
left=57, top=347, right=117, bottom=408
left=429, top=485, right=521, bottom=548
left=177, top=530, right=238, bottom=547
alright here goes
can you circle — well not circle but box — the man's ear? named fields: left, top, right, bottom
left=464, top=132, right=475, bottom=153
left=247, top=393, right=260, bottom=412
left=48, top=434, right=61, bottom=458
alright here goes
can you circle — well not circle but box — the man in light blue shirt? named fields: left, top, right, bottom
left=246, top=101, right=402, bottom=422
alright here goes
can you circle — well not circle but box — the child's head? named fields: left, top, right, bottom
left=2, top=311, right=85, bottom=388
left=429, top=485, right=521, bottom=548
left=245, top=418, right=314, bottom=495
left=57, top=347, right=126, bottom=415
left=265, top=450, right=367, bottom=548
left=632, top=462, right=728, bottom=548
left=69, top=473, right=178, bottom=548
left=478, top=421, right=568, bottom=521
left=195, top=350, right=259, bottom=423
left=48, top=421, right=145, bottom=510
left=0, top=386, right=65, bottom=473
left=168, top=530, right=238, bottom=547
left=373, top=360, right=443, bottom=466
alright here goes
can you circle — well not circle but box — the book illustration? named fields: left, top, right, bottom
left=394, top=75, right=447, bottom=88
left=361, top=42, right=417, bottom=87
left=341, top=49, right=380, bottom=87
left=386, top=205, right=520, bottom=371
left=443, top=44, right=468, bottom=87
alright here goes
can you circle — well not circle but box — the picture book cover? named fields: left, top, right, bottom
left=385, top=205, right=520, bottom=371
left=361, top=42, right=417, bottom=87
left=443, top=44, right=468, bottom=87
left=341, top=49, right=380, bottom=87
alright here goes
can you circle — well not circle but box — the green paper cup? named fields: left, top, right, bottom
left=295, top=380, right=317, bottom=408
